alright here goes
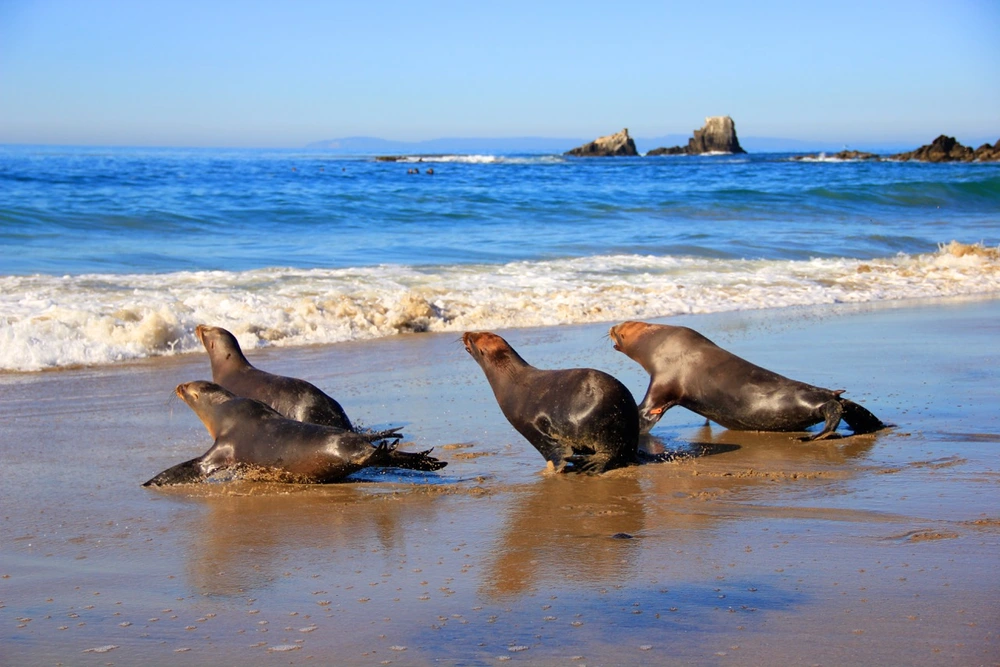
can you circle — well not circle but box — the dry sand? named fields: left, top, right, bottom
left=1, top=297, right=998, bottom=666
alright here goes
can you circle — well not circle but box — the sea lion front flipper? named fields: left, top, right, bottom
left=801, top=400, right=844, bottom=441
left=637, top=398, right=677, bottom=434
left=565, top=449, right=613, bottom=474
left=143, top=457, right=206, bottom=486
left=529, top=414, right=579, bottom=471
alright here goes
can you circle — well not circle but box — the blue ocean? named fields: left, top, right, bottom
left=1, top=144, right=998, bottom=372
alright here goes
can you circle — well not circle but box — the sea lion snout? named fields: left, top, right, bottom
left=462, top=331, right=499, bottom=358
left=608, top=325, right=623, bottom=351
left=175, top=382, right=194, bottom=400
left=461, top=331, right=477, bottom=355
left=609, top=321, right=652, bottom=354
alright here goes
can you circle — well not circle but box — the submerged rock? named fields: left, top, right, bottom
left=565, top=128, right=638, bottom=157
left=792, top=149, right=881, bottom=161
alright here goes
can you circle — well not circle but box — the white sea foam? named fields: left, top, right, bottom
left=790, top=152, right=876, bottom=163
left=1, top=242, right=997, bottom=372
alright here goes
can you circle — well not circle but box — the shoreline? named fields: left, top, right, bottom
left=1, top=297, right=998, bottom=665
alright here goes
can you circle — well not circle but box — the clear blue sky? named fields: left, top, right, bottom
left=1, top=0, right=997, bottom=148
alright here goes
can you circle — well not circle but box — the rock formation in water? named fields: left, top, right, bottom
left=973, top=140, right=1000, bottom=162
left=791, top=149, right=880, bottom=161
left=564, top=128, right=638, bottom=157
left=890, top=135, right=1000, bottom=162
left=648, top=116, right=746, bottom=155
left=645, top=145, right=689, bottom=156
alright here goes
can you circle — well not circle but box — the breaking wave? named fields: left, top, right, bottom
left=1, top=242, right=998, bottom=372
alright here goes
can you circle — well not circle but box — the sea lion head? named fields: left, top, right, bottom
left=175, top=380, right=238, bottom=408
left=175, top=381, right=239, bottom=439
left=195, top=324, right=248, bottom=366
left=462, top=331, right=524, bottom=374
left=608, top=321, right=655, bottom=355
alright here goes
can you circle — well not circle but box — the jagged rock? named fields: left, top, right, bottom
left=565, top=128, right=638, bottom=157
left=973, top=139, right=1000, bottom=162
left=891, top=135, right=1000, bottom=162
left=688, top=116, right=746, bottom=154
left=891, top=135, right=974, bottom=162
left=647, top=116, right=746, bottom=155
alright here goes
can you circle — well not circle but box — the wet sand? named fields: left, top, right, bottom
left=2, top=297, right=998, bottom=666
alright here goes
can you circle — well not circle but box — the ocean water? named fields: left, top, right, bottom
left=1, top=144, right=998, bottom=372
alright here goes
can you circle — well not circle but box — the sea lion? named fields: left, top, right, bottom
left=462, top=331, right=640, bottom=473
left=144, top=381, right=445, bottom=486
left=195, top=324, right=355, bottom=430
left=608, top=321, right=887, bottom=440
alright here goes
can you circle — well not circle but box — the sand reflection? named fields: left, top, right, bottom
left=174, top=484, right=444, bottom=596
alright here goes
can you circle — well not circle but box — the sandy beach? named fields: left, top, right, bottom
left=1, top=297, right=998, bottom=666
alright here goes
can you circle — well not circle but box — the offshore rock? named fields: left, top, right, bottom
left=688, top=116, right=746, bottom=154
left=891, top=135, right=974, bottom=162
left=565, top=128, right=638, bottom=157
left=646, top=145, right=689, bottom=156
left=972, top=139, right=1000, bottom=162
left=891, top=136, right=1000, bottom=162
left=647, top=116, right=746, bottom=155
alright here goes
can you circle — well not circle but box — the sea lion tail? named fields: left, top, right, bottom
left=840, top=399, right=888, bottom=435
left=143, top=457, right=205, bottom=486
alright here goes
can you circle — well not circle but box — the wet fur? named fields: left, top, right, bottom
left=196, top=324, right=355, bottom=430
left=609, top=321, right=887, bottom=440
left=195, top=324, right=432, bottom=469
left=144, top=381, right=444, bottom=486
left=463, top=331, right=639, bottom=473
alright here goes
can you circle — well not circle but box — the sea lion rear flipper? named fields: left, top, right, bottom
left=382, top=447, right=448, bottom=472
left=143, top=457, right=205, bottom=486
left=840, top=399, right=888, bottom=435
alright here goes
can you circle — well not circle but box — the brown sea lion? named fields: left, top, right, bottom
left=144, top=382, right=445, bottom=486
left=608, top=321, right=887, bottom=440
left=462, top=331, right=640, bottom=473
left=195, top=324, right=354, bottom=430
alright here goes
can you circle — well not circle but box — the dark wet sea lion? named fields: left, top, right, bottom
left=196, top=324, right=355, bottom=430
left=608, top=321, right=887, bottom=440
left=144, top=382, right=445, bottom=486
left=462, top=331, right=640, bottom=473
